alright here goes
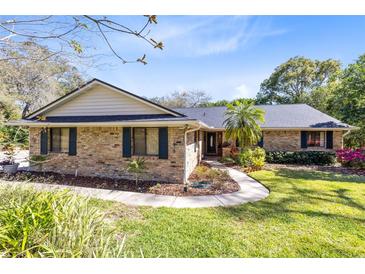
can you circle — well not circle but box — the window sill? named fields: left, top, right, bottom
left=131, top=155, right=160, bottom=160
left=302, top=147, right=330, bottom=151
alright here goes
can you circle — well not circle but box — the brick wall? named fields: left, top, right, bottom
left=185, top=131, right=200, bottom=180
left=263, top=130, right=343, bottom=151
left=333, top=131, right=343, bottom=150
left=29, top=127, right=186, bottom=183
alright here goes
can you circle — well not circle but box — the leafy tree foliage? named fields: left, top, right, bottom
left=0, top=92, right=28, bottom=147
left=256, top=56, right=341, bottom=111
left=224, top=100, right=265, bottom=147
left=0, top=41, right=84, bottom=117
left=201, top=98, right=256, bottom=107
left=150, top=90, right=212, bottom=108
left=256, top=55, right=364, bottom=148
left=329, top=54, right=365, bottom=148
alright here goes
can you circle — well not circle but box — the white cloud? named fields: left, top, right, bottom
left=108, top=16, right=288, bottom=60
left=234, top=83, right=257, bottom=99
left=151, top=16, right=288, bottom=57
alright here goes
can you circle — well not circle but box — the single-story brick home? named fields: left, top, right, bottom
left=8, top=79, right=356, bottom=183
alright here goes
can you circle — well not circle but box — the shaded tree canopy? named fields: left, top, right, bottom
left=0, top=41, right=85, bottom=117
left=328, top=54, right=365, bottom=147
left=256, top=56, right=341, bottom=111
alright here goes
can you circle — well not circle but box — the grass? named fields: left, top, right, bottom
left=0, top=185, right=125, bottom=258
left=1, top=168, right=364, bottom=257
left=111, top=169, right=365, bottom=257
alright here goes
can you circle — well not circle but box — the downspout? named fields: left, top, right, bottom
left=343, top=130, right=351, bottom=137
left=183, top=124, right=201, bottom=190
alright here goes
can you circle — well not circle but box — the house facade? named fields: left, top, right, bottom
left=8, top=79, right=355, bottom=183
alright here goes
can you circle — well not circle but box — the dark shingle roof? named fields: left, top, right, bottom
left=19, top=114, right=195, bottom=124
left=173, top=104, right=352, bottom=129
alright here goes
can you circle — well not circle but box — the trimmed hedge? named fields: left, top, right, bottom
left=266, top=151, right=336, bottom=166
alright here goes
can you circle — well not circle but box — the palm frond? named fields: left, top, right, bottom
left=223, top=100, right=265, bottom=147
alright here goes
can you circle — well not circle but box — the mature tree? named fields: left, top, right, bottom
left=224, top=100, right=265, bottom=147
left=0, top=92, right=20, bottom=122
left=150, top=90, right=212, bottom=108
left=200, top=99, right=230, bottom=107
left=329, top=54, right=365, bottom=148
left=257, top=57, right=341, bottom=111
left=0, top=92, right=28, bottom=146
left=201, top=98, right=256, bottom=107
left=0, top=41, right=84, bottom=117
left=0, top=16, right=162, bottom=65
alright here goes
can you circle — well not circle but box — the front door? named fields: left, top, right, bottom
left=206, top=132, right=216, bottom=154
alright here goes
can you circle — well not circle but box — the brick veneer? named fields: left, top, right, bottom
left=29, top=127, right=186, bottom=183
left=263, top=130, right=343, bottom=151
left=28, top=127, right=344, bottom=182
left=185, top=131, right=202, bottom=179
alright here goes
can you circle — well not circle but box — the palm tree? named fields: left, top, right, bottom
left=224, top=100, right=265, bottom=148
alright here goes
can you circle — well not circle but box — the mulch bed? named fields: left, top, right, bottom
left=264, top=163, right=365, bottom=177
left=0, top=167, right=240, bottom=197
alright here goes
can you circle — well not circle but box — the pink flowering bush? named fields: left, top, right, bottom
left=336, top=148, right=365, bottom=168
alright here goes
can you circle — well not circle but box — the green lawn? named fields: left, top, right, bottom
left=99, top=168, right=365, bottom=257
left=1, top=168, right=364, bottom=257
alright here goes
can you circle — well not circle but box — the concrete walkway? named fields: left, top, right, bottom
left=0, top=161, right=269, bottom=208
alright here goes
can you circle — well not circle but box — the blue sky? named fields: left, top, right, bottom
left=7, top=15, right=365, bottom=101
left=86, top=16, right=365, bottom=101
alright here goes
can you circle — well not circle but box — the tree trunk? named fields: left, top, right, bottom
left=22, top=103, right=30, bottom=118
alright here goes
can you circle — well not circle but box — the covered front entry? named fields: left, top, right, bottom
left=203, top=131, right=223, bottom=156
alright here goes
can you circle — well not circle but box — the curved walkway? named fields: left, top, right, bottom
left=0, top=161, right=269, bottom=208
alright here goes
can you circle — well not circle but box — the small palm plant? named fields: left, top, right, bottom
left=224, top=100, right=265, bottom=148
left=127, top=157, right=146, bottom=188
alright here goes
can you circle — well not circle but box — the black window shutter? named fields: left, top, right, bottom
left=123, top=127, right=132, bottom=157
left=326, top=131, right=333, bottom=149
left=257, top=135, right=264, bottom=148
left=69, top=127, right=77, bottom=156
left=300, top=131, right=308, bottom=149
left=159, top=127, right=168, bottom=159
left=40, top=129, right=48, bottom=155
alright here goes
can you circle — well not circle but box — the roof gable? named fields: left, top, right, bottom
left=27, top=79, right=183, bottom=119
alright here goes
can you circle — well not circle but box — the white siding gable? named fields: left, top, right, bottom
left=45, top=84, right=165, bottom=116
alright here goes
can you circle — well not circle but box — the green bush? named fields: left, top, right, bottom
left=0, top=186, right=125, bottom=258
left=236, top=148, right=253, bottom=167
left=266, top=151, right=336, bottom=166
left=0, top=125, right=29, bottom=148
left=192, top=165, right=230, bottom=183
left=233, top=147, right=266, bottom=169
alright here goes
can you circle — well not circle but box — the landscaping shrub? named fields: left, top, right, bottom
left=191, top=164, right=231, bottom=188
left=0, top=186, right=125, bottom=258
left=266, top=151, right=336, bottom=166
left=236, top=148, right=253, bottom=167
left=232, top=147, right=266, bottom=170
left=194, top=165, right=229, bottom=182
left=251, top=147, right=266, bottom=169
left=336, top=148, right=365, bottom=168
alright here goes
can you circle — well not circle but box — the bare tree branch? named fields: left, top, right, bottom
left=0, top=15, right=163, bottom=65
